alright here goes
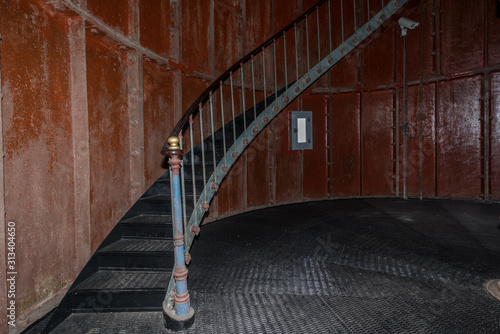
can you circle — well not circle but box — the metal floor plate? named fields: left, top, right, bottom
left=34, top=199, right=500, bottom=333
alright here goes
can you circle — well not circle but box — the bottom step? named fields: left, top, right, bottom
left=71, top=270, right=170, bottom=312
left=49, top=312, right=166, bottom=333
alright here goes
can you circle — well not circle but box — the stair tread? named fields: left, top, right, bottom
left=75, top=270, right=170, bottom=291
left=99, top=238, right=173, bottom=253
left=121, top=214, right=171, bottom=225
left=141, top=194, right=171, bottom=202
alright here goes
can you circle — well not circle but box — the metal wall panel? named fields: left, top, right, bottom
left=215, top=153, right=247, bottom=216
left=142, top=60, right=175, bottom=186
left=245, top=0, right=271, bottom=53
left=247, top=128, right=271, bottom=207
left=274, top=100, right=303, bottom=204
left=86, top=34, right=132, bottom=251
left=490, top=72, right=500, bottom=200
left=87, top=0, right=138, bottom=38
left=331, top=92, right=361, bottom=197
left=181, top=0, right=210, bottom=73
left=440, top=0, right=484, bottom=74
left=395, top=2, right=434, bottom=83
left=215, top=0, right=242, bottom=74
left=487, top=0, right=500, bottom=66
left=302, top=94, right=328, bottom=199
left=0, top=0, right=85, bottom=317
left=362, top=27, right=395, bottom=87
left=437, top=77, right=482, bottom=199
left=398, top=84, right=436, bottom=198
left=139, top=0, right=172, bottom=58
left=362, top=90, right=395, bottom=196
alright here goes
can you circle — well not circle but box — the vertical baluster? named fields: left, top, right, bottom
left=189, top=116, right=197, bottom=224
left=240, top=65, right=247, bottom=141
left=209, top=92, right=217, bottom=184
left=164, top=137, right=194, bottom=327
left=251, top=56, right=257, bottom=121
left=306, top=15, right=310, bottom=70
left=382, top=0, right=384, bottom=9
left=367, top=0, right=370, bottom=20
left=273, top=40, right=278, bottom=101
left=316, top=7, right=321, bottom=62
left=328, top=0, right=332, bottom=53
left=219, top=84, right=228, bottom=168
left=179, top=134, right=187, bottom=239
left=198, top=104, right=208, bottom=204
left=230, top=72, right=237, bottom=144
left=283, top=32, right=288, bottom=91
left=294, top=24, right=299, bottom=81
left=262, top=48, right=267, bottom=109
left=353, top=0, right=357, bottom=30
left=341, top=0, right=345, bottom=42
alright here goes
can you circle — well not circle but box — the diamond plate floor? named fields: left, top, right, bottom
left=30, top=199, right=500, bottom=333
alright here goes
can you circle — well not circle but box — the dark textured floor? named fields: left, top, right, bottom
left=37, top=199, right=500, bottom=333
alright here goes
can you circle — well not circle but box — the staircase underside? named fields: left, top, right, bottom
left=28, top=198, right=500, bottom=333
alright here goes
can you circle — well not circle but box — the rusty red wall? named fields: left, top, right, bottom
left=1, top=0, right=500, bottom=331
left=0, top=0, right=275, bottom=329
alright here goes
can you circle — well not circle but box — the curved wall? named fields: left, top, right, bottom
left=0, top=0, right=499, bottom=331
left=208, top=0, right=500, bottom=223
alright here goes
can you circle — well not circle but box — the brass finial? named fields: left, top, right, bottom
left=167, top=136, right=180, bottom=150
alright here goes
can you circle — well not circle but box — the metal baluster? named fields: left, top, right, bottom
left=353, top=0, right=357, bottom=30
left=341, top=0, right=345, bottom=42
left=189, top=116, right=197, bottom=224
left=283, top=32, right=288, bottom=91
left=240, top=65, right=247, bottom=141
left=179, top=134, right=187, bottom=239
left=230, top=72, right=237, bottom=144
left=219, top=84, right=228, bottom=168
left=251, top=56, right=257, bottom=121
left=328, top=0, right=332, bottom=53
left=164, top=137, right=194, bottom=325
left=306, top=15, right=310, bottom=70
left=367, top=0, right=370, bottom=21
left=209, top=92, right=217, bottom=184
left=294, top=24, right=299, bottom=81
left=262, top=48, right=267, bottom=109
left=316, top=7, right=321, bottom=62
left=273, top=40, right=278, bottom=101
left=382, top=0, right=384, bottom=9
left=198, top=104, right=208, bottom=204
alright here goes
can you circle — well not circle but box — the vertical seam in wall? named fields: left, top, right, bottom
left=394, top=27, right=399, bottom=198
left=418, top=1, right=426, bottom=200
left=209, top=0, right=215, bottom=74
left=325, top=95, right=332, bottom=198
left=434, top=0, right=439, bottom=197
left=359, top=92, right=363, bottom=196
left=299, top=95, right=304, bottom=201
left=69, top=12, right=91, bottom=274
left=483, top=0, right=490, bottom=201
left=0, top=30, right=8, bottom=330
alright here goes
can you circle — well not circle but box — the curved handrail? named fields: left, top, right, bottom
left=162, top=0, right=329, bottom=151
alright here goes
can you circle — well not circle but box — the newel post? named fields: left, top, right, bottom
left=163, top=136, right=195, bottom=330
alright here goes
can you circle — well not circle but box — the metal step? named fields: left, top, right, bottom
left=120, top=214, right=173, bottom=239
left=98, top=238, right=174, bottom=269
left=70, top=270, right=169, bottom=312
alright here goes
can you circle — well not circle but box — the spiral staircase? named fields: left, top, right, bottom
left=33, top=0, right=422, bottom=332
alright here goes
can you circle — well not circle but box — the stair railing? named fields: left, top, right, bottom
left=161, top=0, right=417, bottom=328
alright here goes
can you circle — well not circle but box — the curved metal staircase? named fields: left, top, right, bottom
left=36, top=0, right=420, bottom=332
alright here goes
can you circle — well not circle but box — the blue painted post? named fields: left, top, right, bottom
left=163, top=136, right=195, bottom=331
